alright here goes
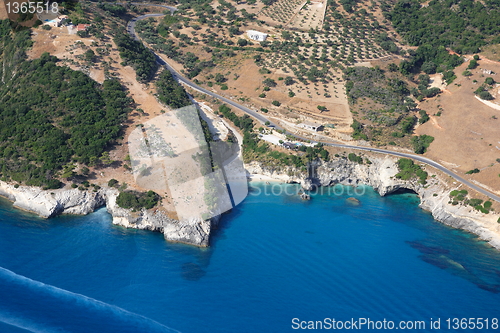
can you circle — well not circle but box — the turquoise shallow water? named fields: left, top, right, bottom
left=0, top=183, right=500, bottom=332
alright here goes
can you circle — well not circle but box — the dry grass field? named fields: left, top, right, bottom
left=287, top=0, right=327, bottom=30
left=415, top=58, right=500, bottom=194
left=258, top=0, right=305, bottom=26
left=0, top=1, right=8, bottom=20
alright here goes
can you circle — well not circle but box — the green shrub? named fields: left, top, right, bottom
left=468, top=198, right=483, bottom=206
left=485, top=77, right=495, bottom=85
left=395, top=158, right=428, bottom=184
left=348, top=153, right=363, bottom=164
left=263, top=78, right=277, bottom=87
left=411, top=135, right=434, bottom=154
left=465, top=168, right=480, bottom=174
left=479, top=91, right=494, bottom=100
left=108, top=179, right=119, bottom=187
left=468, top=59, right=478, bottom=69
left=116, top=190, right=159, bottom=210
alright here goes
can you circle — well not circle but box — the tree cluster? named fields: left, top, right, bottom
left=155, top=70, right=191, bottom=109
left=390, top=0, right=500, bottom=55
left=116, top=190, right=160, bottom=210
left=114, top=32, right=158, bottom=83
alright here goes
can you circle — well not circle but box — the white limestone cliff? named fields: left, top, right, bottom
left=245, top=155, right=500, bottom=250
left=0, top=181, right=215, bottom=247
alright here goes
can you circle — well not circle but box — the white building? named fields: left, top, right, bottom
left=246, top=30, right=268, bottom=42
left=298, top=121, right=323, bottom=132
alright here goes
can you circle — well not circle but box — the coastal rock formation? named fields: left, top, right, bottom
left=0, top=181, right=216, bottom=247
left=0, top=181, right=105, bottom=218
left=2, top=152, right=499, bottom=249
left=245, top=156, right=500, bottom=250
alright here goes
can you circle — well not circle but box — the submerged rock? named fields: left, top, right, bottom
left=245, top=156, right=500, bottom=250
left=346, top=197, right=360, bottom=205
left=300, top=193, right=311, bottom=200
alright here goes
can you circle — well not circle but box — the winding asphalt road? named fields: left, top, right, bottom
left=126, top=12, right=500, bottom=203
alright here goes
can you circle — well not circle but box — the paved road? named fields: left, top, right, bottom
left=126, top=13, right=500, bottom=203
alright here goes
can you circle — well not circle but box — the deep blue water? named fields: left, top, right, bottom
left=1, top=183, right=500, bottom=332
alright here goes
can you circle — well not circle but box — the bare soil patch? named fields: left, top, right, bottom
left=415, top=60, right=500, bottom=193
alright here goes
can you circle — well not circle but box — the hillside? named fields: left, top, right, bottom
left=0, top=20, right=132, bottom=188
left=132, top=0, right=405, bottom=140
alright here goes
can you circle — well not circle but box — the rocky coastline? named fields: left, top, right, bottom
left=1, top=154, right=499, bottom=249
left=0, top=181, right=217, bottom=247
left=246, top=155, right=500, bottom=250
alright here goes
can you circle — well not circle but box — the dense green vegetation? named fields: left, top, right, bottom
left=218, top=105, right=255, bottom=132
left=395, top=158, right=428, bottom=184
left=0, top=23, right=132, bottom=188
left=116, top=190, right=160, bottom=210
left=156, top=70, right=192, bottom=109
left=114, top=32, right=158, bottom=82
left=388, top=0, right=500, bottom=80
left=390, top=0, right=500, bottom=55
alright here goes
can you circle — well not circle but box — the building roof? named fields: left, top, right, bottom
left=246, top=30, right=267, bottom=36
left=76, top=24, right=91, bottom=31
left=246, top=30, right=268, bottom=41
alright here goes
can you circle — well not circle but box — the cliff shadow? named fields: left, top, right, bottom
left=386, top=188, right=418, bottom=196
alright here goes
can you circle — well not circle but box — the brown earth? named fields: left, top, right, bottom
left=415, top=58, right=500, bottom=194
left=0, top=1, right=8, bottom=20
left=287, top=0, right=327, bottom=30
left=199, top=55, right=353, bottom=138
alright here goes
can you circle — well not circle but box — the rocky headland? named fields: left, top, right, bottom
left=0, top=181, right=216, bottom=247
left=1, top=153, right=499, bottom=249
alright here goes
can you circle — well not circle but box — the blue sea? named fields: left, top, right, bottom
left=1, top=183, right=500, bottom=333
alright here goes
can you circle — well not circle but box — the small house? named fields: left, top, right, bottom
left=246, top=30, right=268, bottom=42
left=282, top=142, right=296, bottom=150
left=77, top=24, right=91, bottom=32
left=298, top=121, right=323, bottom=132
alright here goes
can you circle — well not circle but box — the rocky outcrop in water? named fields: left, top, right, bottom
left=245, top=155, right=500, bottom=250
left=0, top=181, right=216, bottom=247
